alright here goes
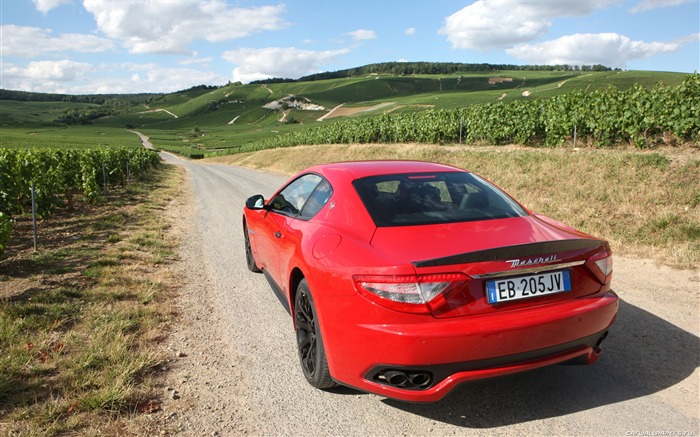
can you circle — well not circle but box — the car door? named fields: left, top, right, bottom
left=258, top=174, right=328, bottom=290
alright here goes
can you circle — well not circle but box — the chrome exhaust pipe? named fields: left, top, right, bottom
left=408, top=372, right=431, bottom=388
left=383, top=370, right=409, bottom=387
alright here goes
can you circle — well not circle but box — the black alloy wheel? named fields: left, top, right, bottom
left=294, top=279, right=336, bottom=389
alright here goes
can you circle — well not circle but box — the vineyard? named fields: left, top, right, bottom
left=241, top=74, right=700, bottom=152
left=0, top=147, right=160, bottom=255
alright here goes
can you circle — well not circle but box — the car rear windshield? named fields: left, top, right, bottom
left=352, top=172, right=528, bottom=227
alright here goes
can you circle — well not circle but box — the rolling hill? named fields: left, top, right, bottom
left=0, top=65, right=693, bottom=155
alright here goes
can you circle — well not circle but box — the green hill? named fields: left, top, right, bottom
left=0, top=65, right=693, bottom=155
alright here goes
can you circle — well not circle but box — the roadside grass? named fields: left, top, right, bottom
left=0, top=166, right=182, bottom=435
left=213, top=143, right=699, bottom=269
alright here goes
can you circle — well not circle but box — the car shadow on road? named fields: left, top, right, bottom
left=383, top=299, right=699, bottom=427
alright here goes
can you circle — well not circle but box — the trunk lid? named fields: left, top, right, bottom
left=370, top=215, right=611, bottom=318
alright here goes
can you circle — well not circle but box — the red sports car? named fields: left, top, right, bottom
left=243, top=160, right=617, bottom=402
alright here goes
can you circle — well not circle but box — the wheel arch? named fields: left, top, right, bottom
left=242, top=214, right=250, bottom=234
left=289, top=267, right=306, bottom=325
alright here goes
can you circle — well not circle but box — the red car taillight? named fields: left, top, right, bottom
left=588, top=250, right=613, bottom=285
left=353, top=273, right=469, bottom=314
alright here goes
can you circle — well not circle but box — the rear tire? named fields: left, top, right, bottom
left=294, top=279, right=336, bottom=389
left=243, top=221, right=261, bottom=273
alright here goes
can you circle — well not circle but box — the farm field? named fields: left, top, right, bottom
left=0, top=100, right=143, bottom=149
left=1, top=69, right=693, bottom=156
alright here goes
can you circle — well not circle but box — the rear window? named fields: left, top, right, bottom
left=352, top=172, right=528, bottom=227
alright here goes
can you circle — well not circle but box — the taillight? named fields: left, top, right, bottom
left=353, top=273, right=469, bottom=314
left=588, top=250, right=613, bottom=284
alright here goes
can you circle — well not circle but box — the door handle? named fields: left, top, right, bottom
left=274, top=231, right=282, bottom=238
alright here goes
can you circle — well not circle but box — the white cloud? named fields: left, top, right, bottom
left=82, top=0, right=288, bottom=54
left=222, top=47, right=350, bottom=83
left=1, top=60, right=227, bottom=94
left=405, top=27, right=416, bottom=36
left=2, top=60, right=93, bottom=86
left=506, top=33, right=680, bottom=67
left=439, top=0, right=611, bottom=50
left=0, top=25, right=114, bottom=57
left=179, top=56, right=214, bottom=66
left=674, top=33, right=700, bottom=44
left=631, top=0, right=694, bottom=13
left=345, top=29, right=377, bottom=41
left=138, top=67, right=227, bottom=92
left=33, top=0, right=72, bottom=14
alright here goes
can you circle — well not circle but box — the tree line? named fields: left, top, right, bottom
left=0, top=89, right=161, bottom=104
left=288, top=62, right=612, bottom=83
left=248, top=62, right=613, bottom=84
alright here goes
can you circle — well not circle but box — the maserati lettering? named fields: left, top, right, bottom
left=506, top=255, right=560, bottom=268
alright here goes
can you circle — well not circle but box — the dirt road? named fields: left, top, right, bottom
left=149, top=152, right=699, bottom=436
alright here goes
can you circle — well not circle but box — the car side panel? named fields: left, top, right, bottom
left=252, top=211, right=283, bottom=273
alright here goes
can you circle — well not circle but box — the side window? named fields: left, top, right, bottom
left=300, top=179, right=333, bottom=219
left=270, top=174, right=326, bottom=217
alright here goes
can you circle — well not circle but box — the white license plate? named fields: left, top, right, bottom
left=486, top=270, right=572, bottom=304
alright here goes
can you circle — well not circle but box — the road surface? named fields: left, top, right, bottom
left=152, top=151, right=699, bottom=436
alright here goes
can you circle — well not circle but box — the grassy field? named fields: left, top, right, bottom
left=0, top=100, right=140, bottom=149
left=0, top=126, right=144, bottom=149
left=108, top=70, right=695, bottom=155
left=212, top=143, right=700, bottom=269
left=2, top=70, right=691, bottom=154
left=0, top=166, right=182, bottom=435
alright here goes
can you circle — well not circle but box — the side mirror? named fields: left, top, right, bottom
left=245, top=194, right=266, bottom=210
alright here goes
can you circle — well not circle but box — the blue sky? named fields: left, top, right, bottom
left=1, top=0, right=698, bottom=94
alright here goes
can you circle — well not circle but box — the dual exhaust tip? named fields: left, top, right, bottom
left=375, top=369, right=433, bottom=389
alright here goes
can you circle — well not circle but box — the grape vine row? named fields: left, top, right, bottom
left=0, top=147, right=160, bottom=219
left=246, top=74, right=699, bottom=151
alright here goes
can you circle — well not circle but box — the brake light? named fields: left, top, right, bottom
left=588, top=250, right=613, bottom=284
left=353, top=273, right=469, bottom=314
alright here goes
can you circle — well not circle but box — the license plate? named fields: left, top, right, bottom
left=486, top=270, right=571, bottom=304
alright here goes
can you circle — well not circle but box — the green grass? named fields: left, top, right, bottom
left=0, top=125, right=142, bottom=148
left=0, top=100, right=96, bottom=127
left=0, top=166, right=182, bottom=435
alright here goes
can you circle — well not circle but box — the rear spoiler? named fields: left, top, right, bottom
left=413, top=239, right=607, bottom=268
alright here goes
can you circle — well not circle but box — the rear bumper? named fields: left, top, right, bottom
left=318, top=290, right=618, bottom=403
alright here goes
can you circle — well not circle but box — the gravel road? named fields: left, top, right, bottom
left=147, top=152, right=699, bottom=436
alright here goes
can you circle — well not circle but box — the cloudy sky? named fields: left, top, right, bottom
left=1, top=0, right=698, bottom=94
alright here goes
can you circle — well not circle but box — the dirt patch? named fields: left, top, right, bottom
left=320, top=102, right=396, bottom=120
left=489, top=77, right=513, bottom=84
left=331, top=106, right=367, bottom=117
left=1, top=205, right=115, bottom=299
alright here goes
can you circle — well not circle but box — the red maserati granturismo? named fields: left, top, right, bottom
left=242, top=160, right=617, bottom=402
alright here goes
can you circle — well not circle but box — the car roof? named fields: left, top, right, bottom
left=306, top=160, right=464, bottom=180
